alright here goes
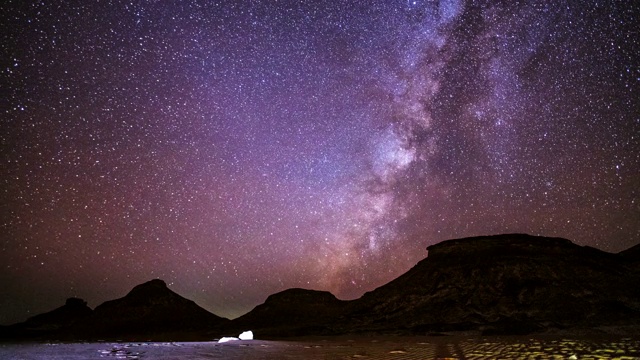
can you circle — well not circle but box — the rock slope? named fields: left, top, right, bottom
left=3, top=234, right=639, bottom=340
left=339, top=234, right=640, bottom=335
left=228, top=288, right=349, bottom=337
left=0, top=298, right=92, bottom=339
left=66, top=279, right=229, bottom=340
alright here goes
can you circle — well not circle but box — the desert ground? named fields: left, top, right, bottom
left=1, top=335, right=639, bottom=359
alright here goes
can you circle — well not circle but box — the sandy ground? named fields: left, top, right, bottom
left=0, top=336, right=639, bottom=359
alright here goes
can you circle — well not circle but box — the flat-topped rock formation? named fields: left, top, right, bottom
left=3, top=234, right=639, bottom=340
left=339, top=234, right=640, bottom=335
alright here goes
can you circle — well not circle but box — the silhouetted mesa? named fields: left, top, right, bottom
left=224, top=234, right=640, bottom=337
left=2, top=234, right=639, bottom=341
left=338, top=234, right=640, bottom=335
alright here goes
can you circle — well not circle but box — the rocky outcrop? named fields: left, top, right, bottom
left=0, top=297, right=92, bottom=339
left=339, top=234, right=640, bottom=335
left=619, top=243, right=640, bottom=262
left=3, top=234, right=639, bottom=340
left=228, top=288, right=349, bottom=337
left=227, top=234, right=640, bottom=337
left=66, top=279, right=229, bottom=340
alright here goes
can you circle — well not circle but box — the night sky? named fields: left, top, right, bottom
left=1, top=0, right=638, bottom=325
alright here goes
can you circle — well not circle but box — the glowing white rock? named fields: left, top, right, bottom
left=239, top=330, right=253, bottom=340
left=218, top=337, right=239, bottom=343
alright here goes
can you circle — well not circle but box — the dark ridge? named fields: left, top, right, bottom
left=619, top=243, right=640, bottom=261
left=228, top=234, right=640, bottom=337
left=228, top=288, right=349, bottom=337
left=0, top=298, right=92, bottom=340
left=64, top=279, right=229, bottom=341
left=427, top=233, right=577, bottom=257
left=338, top=233, right=640, bottom=335
left=4, top=234, right=640, bottom=340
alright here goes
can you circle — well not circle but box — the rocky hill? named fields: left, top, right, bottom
left=65, top=279, right=229, bottom=341
left=0, top=298, right=92, bottom=340
left=619, top=243, right=640, bottom=262
left=223, top=234, right=640, bottom=337
left=1, top=280, right=229, bottom=341
left=3, top=234, right=639, bottom=340
left=227, top=288, right=349, bottom=337
left=337, top=234, right=640, bottom=335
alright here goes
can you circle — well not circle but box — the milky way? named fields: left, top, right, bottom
left=1, top=0, right=638, bottom=324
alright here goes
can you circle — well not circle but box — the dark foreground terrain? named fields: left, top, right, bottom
left=1, top=336, right=639, bottom=359
left=2, top=234, right=639, bottom=341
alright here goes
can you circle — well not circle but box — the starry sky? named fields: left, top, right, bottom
left=1, top=0, right=638, bottom=325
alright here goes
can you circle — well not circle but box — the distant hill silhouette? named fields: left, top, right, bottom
left=2, top=234, right=639, bottom=340
left=224, top=234, right=640, bottom=336
left=0, top=298, right=92, bottom=340
left=1, top=280, right=230, bottom=341
left=64, top=279, right=229, bottom=340
left=619, top=243, right=640, bottom=262
left=228, top=288, right=349, bottom=337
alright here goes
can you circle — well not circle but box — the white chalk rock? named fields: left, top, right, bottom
left=218, top=337, right=239, bottom=343
left=239, top=330, right=253, bottom=340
